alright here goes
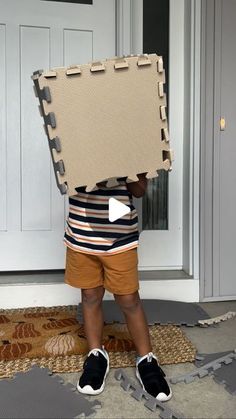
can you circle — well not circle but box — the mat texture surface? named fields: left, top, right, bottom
left=0, top=306, right=196, bottom=378
left=77, top=299, right=210, bottom=326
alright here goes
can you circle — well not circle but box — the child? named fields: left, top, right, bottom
left=64, top=174, right=172, bottom=401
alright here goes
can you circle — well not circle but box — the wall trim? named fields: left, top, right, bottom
left=0, top=279, right=199, bottom=309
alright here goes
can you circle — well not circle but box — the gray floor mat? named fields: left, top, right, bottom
left=114, top=368, right=184, bottom=419
left=170, top=351, right=236, bottom=385
left=195, top=351, right=234, bottom=367
left=77, top=299, right=210, bottom=326
left=213, top=357, right=236, bottom=395
left=0, top=365, right=101, bottom=418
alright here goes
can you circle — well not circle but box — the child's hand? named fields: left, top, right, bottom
left=126, top=173, right=148, bottom=198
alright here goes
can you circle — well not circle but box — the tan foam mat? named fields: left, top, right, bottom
left=32, top=54, right=174, bottom=195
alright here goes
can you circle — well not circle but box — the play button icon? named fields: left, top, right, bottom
left=109, top=197, right=131, bottom=222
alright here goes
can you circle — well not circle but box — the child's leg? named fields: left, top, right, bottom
left=81, top=286, right=105, bottom=350
left=78, top=286, right=109, bottom=395
left=114, top=290, right=172, bottom=401
left=114, top=290, right=152, bottom=356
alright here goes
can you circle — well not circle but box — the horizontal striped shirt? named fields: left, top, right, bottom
left=64, top=178, right=139, bottom=255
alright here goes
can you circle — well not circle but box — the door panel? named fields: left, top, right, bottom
left=64, top=30, right=93, bottom=65
left=21, top=26, right=51, bottom=231
left=0, top=0, right=116, bottom=270
left=203, top=0, right=236, bottom=299
left=217, top=0, right=236, bottom=295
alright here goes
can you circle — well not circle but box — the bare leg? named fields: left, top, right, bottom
left=81, top=286, right=105, bottom=350
left=114, top=291, right=152, bottom=356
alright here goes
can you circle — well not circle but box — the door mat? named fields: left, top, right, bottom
left=0, top=305, right=196, bottom=379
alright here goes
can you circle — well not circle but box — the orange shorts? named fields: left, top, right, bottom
left=64, top=246, right=139, bottom=295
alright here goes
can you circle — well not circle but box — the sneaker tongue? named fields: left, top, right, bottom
left=147, top=352, right=153, bottom=362
left=91, top=350, right=99, bottom=357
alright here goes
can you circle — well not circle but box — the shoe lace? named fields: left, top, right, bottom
left=147, top=352, right=154, bottom=362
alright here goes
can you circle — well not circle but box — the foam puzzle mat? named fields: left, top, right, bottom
left=213, top=356, right=236, bottom=395
left=32, top=54, right=174, bottom=195
left=170, top=351, right=236, bottom=385
left=115, top=369, right=184, bottom=418
left=77, top=299, right=211, bottom=326
left=0, top=365, right=101, bottom=418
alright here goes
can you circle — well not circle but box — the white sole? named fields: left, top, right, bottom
left=77, top=355, right=110, bottom=395
left=136, top=368, right=173, bottom=402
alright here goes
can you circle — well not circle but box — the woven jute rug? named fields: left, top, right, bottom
left=0, top=305, right=196, bottom=379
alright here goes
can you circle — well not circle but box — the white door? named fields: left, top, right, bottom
left=0, top=0, right=116, bottom=270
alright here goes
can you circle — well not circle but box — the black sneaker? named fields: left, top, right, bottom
left=136, top=352, right=172, bottom=401
left=77, top=347, right=109, bottom=395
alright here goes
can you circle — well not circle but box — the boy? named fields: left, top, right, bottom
left=64, top=173, right=172, bottom=401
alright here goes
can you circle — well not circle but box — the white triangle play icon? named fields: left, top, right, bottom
left=109, top=197, right=131, bottom=222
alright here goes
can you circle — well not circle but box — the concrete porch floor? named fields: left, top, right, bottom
left=58, top=301, right=236, bottom=418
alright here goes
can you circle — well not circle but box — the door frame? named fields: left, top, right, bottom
left=200, top=0, right=215, bottom=302
left=184, top=0, right=201, bottom=282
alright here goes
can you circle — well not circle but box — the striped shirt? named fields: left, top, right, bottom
left=64, top=178, right=139, bottom=255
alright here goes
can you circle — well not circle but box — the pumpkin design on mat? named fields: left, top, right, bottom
left=0, top=315, right=10, bottom=324
left=45, top=331, right=88, bottom=356
left=0, top=340, right=32, bottom=360
left=44, top=333, right=75, bottom=356
left=12, top=322, right=41, bottom=339
left=103, top=335, right=135, bottom=352
left=42, top=317, right=78, bottom=330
